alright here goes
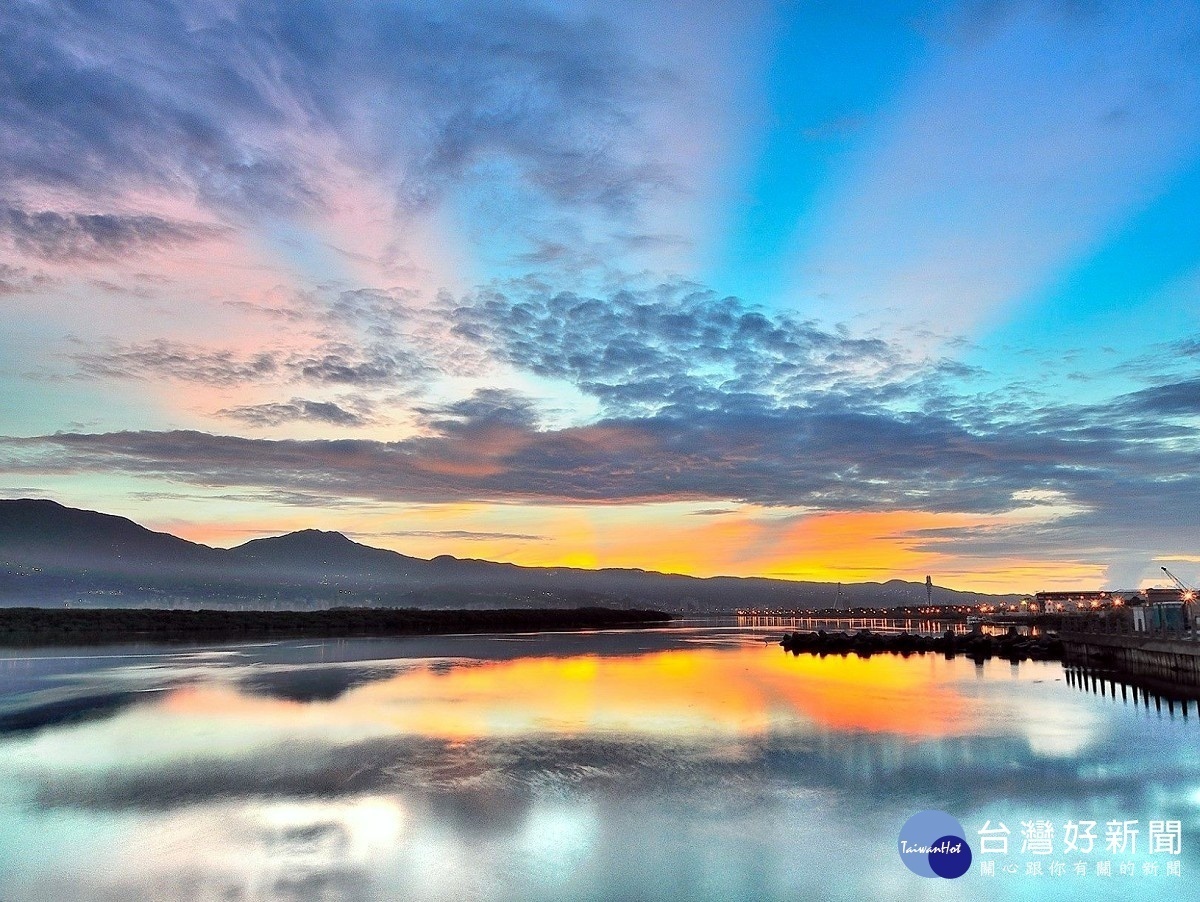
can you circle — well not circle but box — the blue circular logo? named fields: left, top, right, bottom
left=898, top=810, right=973, bottom=878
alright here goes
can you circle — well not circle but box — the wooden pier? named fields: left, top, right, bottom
left=1064, top=664, right=1200, bottom=711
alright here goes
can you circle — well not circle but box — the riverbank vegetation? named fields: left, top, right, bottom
left=0, top=606, right=672, bottom=646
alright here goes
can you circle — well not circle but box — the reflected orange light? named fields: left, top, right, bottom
left=163, top=646, right=977, bottom=742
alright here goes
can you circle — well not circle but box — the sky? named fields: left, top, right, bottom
left=1, top=0, right=1199, bottom=593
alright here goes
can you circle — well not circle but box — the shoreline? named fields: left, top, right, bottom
left=0, top=606, right=672, bottom=647
left=779, top=626, right=1065, bottom=662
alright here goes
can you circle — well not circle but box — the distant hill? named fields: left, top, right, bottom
left=233, top=529, right=426, bottom=578
left=0, top=499, right=224, bottom=571
left=0, top=498, right=1022, bottom=611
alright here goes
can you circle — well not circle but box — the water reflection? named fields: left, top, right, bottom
left=1064, top=664, right=1200, bottom=716
left=737, top=614, right=1038, bottom=636
left=0, top=627, right=1196, bottom=901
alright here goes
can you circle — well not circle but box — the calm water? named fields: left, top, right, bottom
left=0, top=623, right=1196, bottom=901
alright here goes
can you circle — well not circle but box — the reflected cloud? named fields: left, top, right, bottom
left=0, top=689, right=145, bottom=735
left=258, top=797, right=405, bottom=867
left=238, top=664, right=403, bottom=704
left=1009, top=694, right=1101, bottom=758
left=2, top=631, right=1198, bottom=901
left=155, top=645, right=983, bottom=742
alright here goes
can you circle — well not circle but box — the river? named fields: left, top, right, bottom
left=0, top=622, right=1195, bottom=900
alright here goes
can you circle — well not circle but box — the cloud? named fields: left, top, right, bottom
left=63, top=276, right=939, bottom=426
left=72, top=340, right=279, bottom=387
left=87, top=278, right=157, bottom=299
left=0, top=0, right=671, bottom=232
left=1118, top=378, right=1200, bottom=416
left=221, top=300, right=307, bottom=323
left=1, top=1, right=317, bottom=217
left=216, top=398, right=373, bottom=428
left=5, top=378, right=1196, bottom=519
left=70, top=339, right=430, bottom=390
left=0, top=262, right=52, bottom=295
left=21, top=279, right=1200, bottom=559
left=289, top=344, right=429, bottom=389
left=1, top=0, right=1195, bottom=591
left=359, top=530, right=544, bottom=542
left=125, top=489, right=388, bottom=509
left=421, top=389, right=542, bottom=431
left=0, top=207, right=222, bottom=260
left=447, top=280, right=915, bottom=415
left=8, top=313, right=1200, bottom=591
left=1173, top=337, right=1200, bottom=358
left=321, top=288, right=421, bottom=339
left=27, top=265, right=1200, bottom=589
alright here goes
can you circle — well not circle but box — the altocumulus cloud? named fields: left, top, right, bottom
left=72, top=340, right=279, bottom=388
left=71, top=339, right=430, bottom=391
left=447, top=280, right=920, bottom=415
left=216, top=398, right=374, bottom=428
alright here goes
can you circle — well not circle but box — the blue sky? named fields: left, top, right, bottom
left=1, top=0, right=1198, bottom=591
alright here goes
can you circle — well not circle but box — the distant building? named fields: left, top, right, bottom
left=1131, top=600, right=1187, bottom=631
left=1034, top=590, right=1128, bottom=612
left=1145, top=587, right=1185, bottom=604
left=1130, top=587, right=1188, bottom=631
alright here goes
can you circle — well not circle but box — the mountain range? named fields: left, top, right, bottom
left=0, top=499, right=1023, bottom=611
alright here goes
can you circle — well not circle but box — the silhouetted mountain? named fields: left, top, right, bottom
left=0, top=499, right=223, bottom=571
left=0, top=499, right=1022, bottom=611
left=232, top=529, right=425, bottom=578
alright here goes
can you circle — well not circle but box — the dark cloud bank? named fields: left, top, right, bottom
left=8, top=280, right=1200, bottom=569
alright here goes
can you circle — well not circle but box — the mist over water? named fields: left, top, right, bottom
left=0, top=625, right=1195, bottom=901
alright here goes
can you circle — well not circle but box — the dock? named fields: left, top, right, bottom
left=1061, top=618, right=1200, bottom=685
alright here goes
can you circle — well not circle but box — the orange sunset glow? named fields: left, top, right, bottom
left=160, top=503, right=1105, bottom=595
left=161, top=647, right=982, bottom=741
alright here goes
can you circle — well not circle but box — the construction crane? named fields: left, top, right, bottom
left=1161, top=567, right=1197, bottom=603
